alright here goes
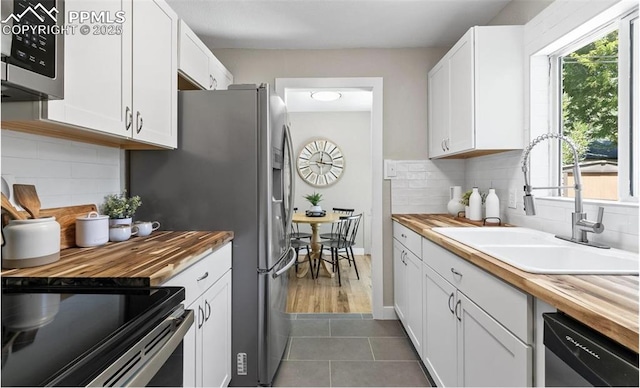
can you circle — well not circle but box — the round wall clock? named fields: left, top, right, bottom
left=297, top=138, right=345, bottom=187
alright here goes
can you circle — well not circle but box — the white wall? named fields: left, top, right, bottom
left=1, top=130, right=123, bottom=210
left=290, top=111, right=372, bottom=252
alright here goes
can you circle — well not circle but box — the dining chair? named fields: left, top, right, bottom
left=315, top=213, right=362, bottom=286
left=290, top=208, right=313, bottom=276
left=291, top=238, right=314, bottom=279
left=291, top=208, right=312, bottom=240
left=319, top=207, right=354, bottom=241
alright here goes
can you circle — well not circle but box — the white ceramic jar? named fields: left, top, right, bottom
left=2, top=217, right=61, bottom=268
left=75, top=211, right=109, bottom=247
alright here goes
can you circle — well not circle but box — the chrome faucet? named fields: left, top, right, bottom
left=520, top=133, right=609, bottom=248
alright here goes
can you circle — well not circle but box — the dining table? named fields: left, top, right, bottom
left=292, top=212, right=341, bottom=278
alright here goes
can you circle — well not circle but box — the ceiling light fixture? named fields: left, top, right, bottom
left=310, top=91, right=342, bottom=102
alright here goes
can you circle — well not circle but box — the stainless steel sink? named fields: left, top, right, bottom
left=432, top=227, right=639, bottom=275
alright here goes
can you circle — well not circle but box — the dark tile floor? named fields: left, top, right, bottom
left=273, top=314, right=432, bottom=387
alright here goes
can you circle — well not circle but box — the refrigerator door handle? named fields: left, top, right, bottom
left=273, top=247, right=297, bottom=278
left=283, top=124, right=295, bottom=237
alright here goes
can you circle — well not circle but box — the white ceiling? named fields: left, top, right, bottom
left=167, top=0, right=544, bottom=112
left=166, top=0, right=514, bottom=50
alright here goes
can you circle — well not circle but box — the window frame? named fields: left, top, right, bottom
left=549, top=9, right=638, bottom=203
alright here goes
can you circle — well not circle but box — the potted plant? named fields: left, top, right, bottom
left=303, top=192, right=323, bottom=212
left=102, top=191, right=142, bottom=226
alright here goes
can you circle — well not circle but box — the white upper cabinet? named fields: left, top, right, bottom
left=47, top=0, right=132, bottom=138
left=131, top=0, right=178, bottom=148
left=5, top=0, right=177, bottom=149
left=428, top=26, right=524, bottom=159
left=178, top=20, right=233, bottom=91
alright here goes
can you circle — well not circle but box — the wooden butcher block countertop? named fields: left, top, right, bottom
left=1, top=231, right=234, bottom=287
left=392, top=214, right=639, bottom=353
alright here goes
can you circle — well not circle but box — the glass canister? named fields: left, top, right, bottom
left=2, top=217, right=61, bottom=269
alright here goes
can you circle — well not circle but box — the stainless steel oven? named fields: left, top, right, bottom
left=1, top=285, right=193, bottom=387
left=1, top=0, right=64, bottom=100
left=544, top=313, right=639, bottom=387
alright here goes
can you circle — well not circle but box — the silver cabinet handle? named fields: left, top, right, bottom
left=136, top=111, right=143, bottom=134
left=448, top=293, right=455, bottom=314
left=445, top=138, right=450, bottom=150
left=401, top=233, right=407, bottom=238
left=196, top=272, right=209, bottom=281
left=212, top=77, right=218, bottom=90
left=441, top=139, right=446, bottom=151
left=198, top=305, right=205, bottom=328
left=455, top=299, right=462, bottom=321
left=125, top=106, right=132, bottom=131
left=209, top=74, right=214, bottom=89
left=451, top=268, right=462, bottom=277
left=204, top=300, right=211, bottom=321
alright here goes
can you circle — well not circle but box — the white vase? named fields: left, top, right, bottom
left=468, top=187, right=483, bottom=221
left=447, top=186, right=465, bottom=216
left=485, top=188, right=500, bottom=219
left=309, top=205, right=322, bottom=213
left=109, top=217, right=132, bottom=227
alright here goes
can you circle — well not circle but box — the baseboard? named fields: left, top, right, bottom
left=353, top=247, right=365, bottom=255
left=380, top=305, right=398, bottom=320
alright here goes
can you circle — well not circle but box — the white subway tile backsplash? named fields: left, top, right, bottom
left=1, top=135, right=38, bottom=158
left=391, top=160, right=465, bottom=214
left=72, top=163, right=119, bottom=180
left=464, top=151, right=639, bottom=252
left=1, top=130, right=122, bottom=209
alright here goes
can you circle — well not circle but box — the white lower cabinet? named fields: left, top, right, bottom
left=423, top=265, right=457, bottom=387
left=393, top=238, right=423, bottom=355
left=421, top=239, right=533, bottom=387
left=197, top=270, right=232, bottom=387
left=458, top=292, right=531, bottom=387
left=163, top=244, right=232, bottom=387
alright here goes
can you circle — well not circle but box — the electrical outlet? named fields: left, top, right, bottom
left=508, top=188, right=517, bottom=209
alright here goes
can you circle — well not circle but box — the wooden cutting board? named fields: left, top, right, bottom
left=2, top=204, right=98, bottom=249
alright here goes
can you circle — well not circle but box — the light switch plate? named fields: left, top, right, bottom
left=383, top=160, right=397, bottom=179
left=508, top=188, right=517, bottom=209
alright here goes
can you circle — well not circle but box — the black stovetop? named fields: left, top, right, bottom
left=1, top=286, right=185, bottom=387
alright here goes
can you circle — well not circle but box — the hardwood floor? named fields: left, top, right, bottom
left=286, top=254, right=372, bottom=313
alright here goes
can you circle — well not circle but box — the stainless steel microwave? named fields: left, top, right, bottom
left=1, top=0, right=64, bottom=101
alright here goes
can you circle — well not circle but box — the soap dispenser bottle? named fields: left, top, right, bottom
left=485, top=188, right=500, bottom=220
left=468, top=187, right=482, bottom=221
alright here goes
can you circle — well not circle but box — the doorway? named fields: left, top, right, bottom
left=276, top=77, right=383, bottom=318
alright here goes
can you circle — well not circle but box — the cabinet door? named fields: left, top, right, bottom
left=201, top=270, right=232, bottom=387
left=47, top=0, right=132, bottom=137
left=178, top=20, right=210, bottom=89
left=428, top=60, right=449, bottom=158
left=457, top=293, right=532, bottom=387
left=448, top=28, right=474, bottom=154
left=132, top=0, right=178, bottom=148
left=208, top=53, right=233, bottom=90
left=423, top=265, right=458, bottom=387
left=404, top=249, right=423, bottom=356
left=393, top=239, right=406, bottom=322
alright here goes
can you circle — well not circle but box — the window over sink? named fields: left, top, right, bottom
left=550, top=9, right=638, bottom=202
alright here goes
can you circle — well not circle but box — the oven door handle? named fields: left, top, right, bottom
left=88, top=308, right=194, bottom=387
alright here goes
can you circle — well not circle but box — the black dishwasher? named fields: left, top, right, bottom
left=544, top=313, right=638, bottom=387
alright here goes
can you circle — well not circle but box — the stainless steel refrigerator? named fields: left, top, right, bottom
left=128, top=84, right=296, bottom=387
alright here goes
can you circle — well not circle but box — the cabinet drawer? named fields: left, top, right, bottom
left=393, top=222, right=422, bottom=258
left=163, top=243, right=232, bottom=307
left=422, top=238, right=530, bottom=343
